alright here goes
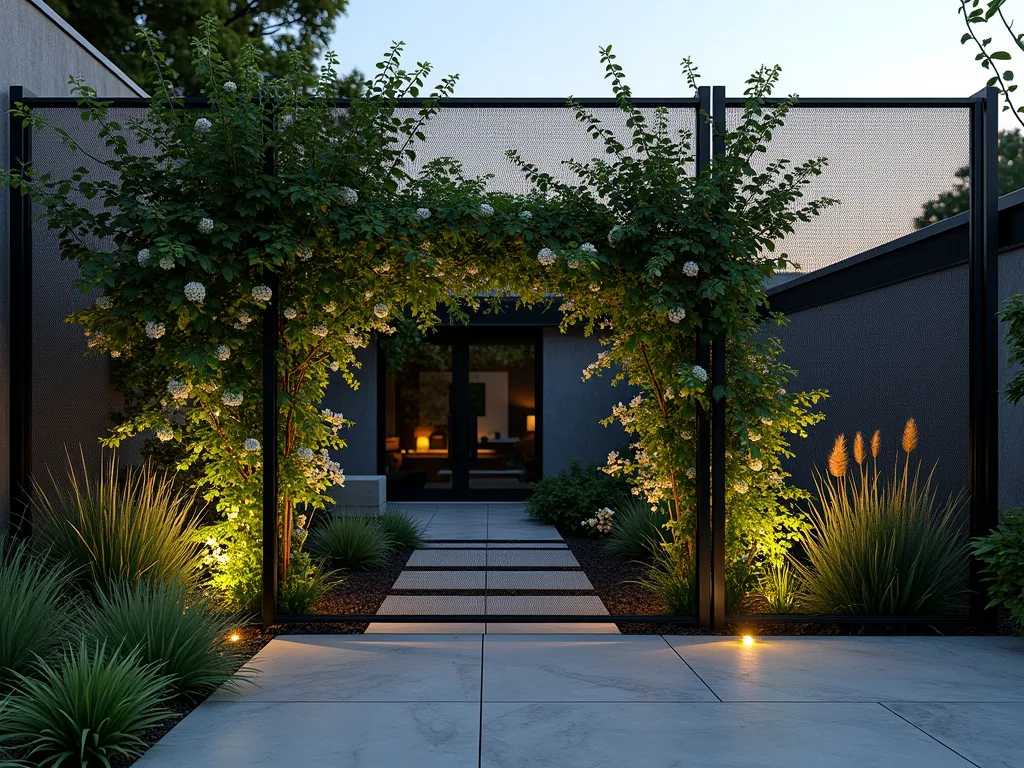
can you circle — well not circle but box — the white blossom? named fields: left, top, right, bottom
left=110, top=350, right=121, bottom=358
left=284, top=307, right=298, bottom=320
left=761, top=417, right=774, bottom=426
left=340, top=187, right=359, bottom=205
left=194, top=117, right=212, bottom=134
left=95, top=295, right=113, bottom=309
left=749, top=458, right=763, bottom=471
left=159, top=257, right=174, bottom=271
left=222, top=391, right=244, bottom=407
left=734, top=481, right=749, bottom=494
left=668, top=307, right=686, bottom=323
left=692, top=365, right=708, bottom=382
left=184, top=281, right=206, bottom=304
left=519, top=210, right=533, bottom=220
left=215, top=345, right=231, bottom=361
left=748, top=431, right=761, bottom=443
left=156, top=426, right=175, bottom=442
left=479, top=202, right=495, bottom=217
left=297, top=247, right=313, bottom=262
left=198, top=217, right=214, bottom=234
left=311, top=324, right=329, bottom=338
left=537, top=247, right=556, bottom=266
left=580, top=242, right=597, bottom=254
left=683, top=261, right=700, bottom=277
left=145, top=321, right=166, bottom=340
left=167, top=379, right=192, bottom=400
left=252, top=284, right=273, bottom=302
left=244, top=438, right=261, bottom=452
left=223, top=81, right=237, bottom=92
left=567, top=256, right=582, bottom=269
left=296, top=447, right=314, bottom=461
left=561, top=299, right=575, bottom=312
left=590, top=283, right=601, bottom=293
left=373, top=303, right=389, bottom=319
left=137, top=248, right=151, bottom=266
left=281, top=113, right=294, bottom=127
left=686, top=467, right=697, bottom=480
left=329, top=361, right=340, bottom=372
left=234, top=312, right=252, bottom=330
left=416, top=207, right=431, bottom=219
left=607, top=225, right=623, bottom=245
left=321, top=408, right=345, bottom=432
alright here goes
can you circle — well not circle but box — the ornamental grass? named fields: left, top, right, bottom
left=606, top=496, right=672, bottom=561
left=795, top=420, right=969, bottom=616
left=309, top=514, right=395, bottom=570
left=371, top=507, right=426, bottom=550
left=30, top=451, right=203, bottom=594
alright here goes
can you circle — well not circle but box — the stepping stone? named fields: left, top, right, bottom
left=486, top=570, right=594, bottom=591
left=485, top=542, right=568, bottom=549
left=486, top=595, right=610, bottom=615
left=377, top=595, right=484, bottom=615
left=406, top=549, right=487, bottom=567
left=392, top=570, right=486, bottom=590
left=486, top=549, right=580, bottom=567
left=419, top=543, right=487, bottom=549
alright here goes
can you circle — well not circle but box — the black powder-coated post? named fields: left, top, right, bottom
left=710, top=86, right=727, bottom=629
left=261, top=106, right=279, bottom=630
left=968, top=86, right=1000, bottom=630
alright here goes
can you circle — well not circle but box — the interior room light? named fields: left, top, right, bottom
left=416, top=435, right=430, bottom=451
left=526, top=414, right=536, bottom=432
left=742, top=634, right=755, bottom=647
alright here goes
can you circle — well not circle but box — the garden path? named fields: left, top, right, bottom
left=135, top=635, right=1024, bottom=767
left=367, top=502, right=618, bottom=633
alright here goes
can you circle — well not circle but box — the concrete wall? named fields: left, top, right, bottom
left=541, top=327, right=629, bottom=476
left=322, top=341, right=379, bottom=476
left=0, top=0, right=144, bottom=530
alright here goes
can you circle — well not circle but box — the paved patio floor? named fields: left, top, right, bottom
left=135, top=634, right=1024, bottom=767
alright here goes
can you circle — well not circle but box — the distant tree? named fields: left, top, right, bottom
left=915, top=128, right=1024, bottom=227
left=48, top=0, right=361, bottom=95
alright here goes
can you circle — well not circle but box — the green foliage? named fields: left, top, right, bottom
left=914, top=130, right=1024, bottom=227
left=526, top=461, right=632, bottom=531
left=958, top=1, right=1024, bottom=128
left=639, top=531, right=696, bottom=616
left=309, top=516, right=394, bottom=570
left=48, top=0, right=359, bottom=95
left=373, top=508, right=426, bottom=550
left=278, top=551, right=337, bottom=614
left=999, top=293, right=1024, bottom=405
left=796, top=444, right=969, bottom=616
left=758, top=561, right=801, bottom=614
left=80, top=581, right=250, bottom=700
left=30, top=452, right=202, bottom=594
left=0, top=642, right=171, bottom=768
left=605, top=496, right=671, bottom=561
left=0, top=540, right=76, bottom=688
left=971, top=508, right=1024, bottom=631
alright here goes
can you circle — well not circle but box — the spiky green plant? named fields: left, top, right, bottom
left=795, top=447, right=968, bottom=616
left=758, top=560, right=801, bottom=614
left=30, top=451, right=203, bottom=594
left=0, top=642, right=170, bottom=768
left=971, top=508, right=1024, bottom=631
left=605, top=496, right=671, bottom=561
left=80, top=581, right=251, bottom=700
left=0, top=539, right=76, bottom=688
left=371, top=507, right=425, bottom=550
left=309, top=515, right=394, bottom=570
left=278, top=550, right=339, bottom=614
left=641, top=545, right=696, bottom=616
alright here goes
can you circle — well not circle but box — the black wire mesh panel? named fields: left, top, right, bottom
left=726, top=105, right=972, bottom=277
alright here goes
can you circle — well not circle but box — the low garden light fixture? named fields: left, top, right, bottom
left=742, top=635, right=755, bottom=647
left=229, top=633, right=241, bottom=643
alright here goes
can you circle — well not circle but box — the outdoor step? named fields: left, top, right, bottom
left=377, top=594, right=485, bottom=615
left=392, top=570, right=486, bottom=590
left=486, top=570, right=594, bottom=591
left=485, top=595, right=610, bottom=616
left=486, top=549, right=580, bottom=568
left=406, top=550, right=487, bottom=567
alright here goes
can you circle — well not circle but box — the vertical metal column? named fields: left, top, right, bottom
left=694, top=86, right=712, bottom=628
left=451, top=337, right=470, bottom=497
left=968, top=86, right=1000, bottom=630
left=710, top=85, right=727, bottom=629
left=8, top=86, right=33, bottom=537
left=261, top=106, right=279, bottom=630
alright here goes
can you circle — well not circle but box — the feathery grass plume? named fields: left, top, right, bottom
left=902, top=418, right=919, bottom=454
left=853, top=432, right=866, bottom=466
left=871, top=430, right=881, bottom=459
left=827, top=434, right=848, bottom=478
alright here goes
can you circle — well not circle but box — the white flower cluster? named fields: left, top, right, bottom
left=537, top=248, right=556, bottom=266
left=137, top=248, right=150, bottom=265
left=329, top=361, right=340, bottom=372
left=222, top=391, right=244, bottom=407
left=252, top=284, right=273, bottom=302
left=244, top=438, right=261, bottom=452
left=321, top=408, right=346, bottom=433
left=761, top=417, right=773, bottom=426
left=195, top=117, right=212, bottom=134
left=748, top=431, right=761, bottom=443
left=297, top=247, right=312, bottom=262
left=324, top=302, right=337, bottom=314
left=311, top=324, right=328, bottom=338
left=686, top=467, right=697, bottom=480
left=561, top=299, right=575, bottom=312
left=584, top=507, right=615, bottom=535
left=146, top=321, right=166, bottom=340
left=519, top=210, right=533, bottom=220
left=202, top=537, right=229, bottom=567
left=184, top=281, right=206, bottom=304
left=159, top=257, right=174, bottom=271
left=234, top=312, right=252, bottom=330
left=95, top=295, right=113, bottom=309
left=733, top=481, right=749, bottom=495
left=198, top=217, right=215, bottom=234
left=416, top=207, right=431, bottom=220
left=691, top=364, right=708, bottom=382
left=479, top=203, right=494, bottom=217
left=199, top=381, right=218, bottom=393
left=295, top=447, right=314, bottom=461
left=580, top=242, right=597, bottom=255
left=373, top=303, right=389, bottom=319
left=749, top=458, right=763, bottom=472
left=215, top=345, right=231, bottom=361
left=340, top=187, right=359, bottom=205
left=167, top=379, right=192, bottom=400
left=607, top=225, right=623, bottom=245
left=582, top=350, right=609, bottom=382
left=668, top=307, right=686, bottom=323
left=156, top=426, right=175, bottom=442
left=683, top=261, right=700, bottom=277
left=86, top=331, right=104, bottom=350
left=223, top=81, right=237, bottom=92
left=284, top=307, right=298, bottom=320
left=567, top=256, right=582, bottom=270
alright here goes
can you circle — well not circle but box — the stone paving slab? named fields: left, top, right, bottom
left=486, top=570, right=594, bottom=590
left=883, top=702, right=1024, bottom=768
left=407, top=549, right=487, bottom=567
left=486, top=549, right=579, bottom=567
left=378, top=595, right=485, bottom=615
left=393, top=570, right=487, bottom=590
left=485, top=595, right=608, bottom=616
left=485, top=542, right=567, bottom=548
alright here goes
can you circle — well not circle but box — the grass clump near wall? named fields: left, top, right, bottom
left=526, top=461, right=632, bottom=532
left=372, top=507, right=425, bottom=550
left=309, top=515, right=395, bottom=570
left=605, top=496, right=671, bottom=561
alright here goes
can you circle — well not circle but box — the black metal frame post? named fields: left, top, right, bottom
left=8, top=86, right=34, bottom=537
left=261, top=107, right=279, bottom=630
left=710, top=85, right=727, bottom=629
left=968, top=86, right=1000, bottom=630
left=694, top=86, right=713, bottom=628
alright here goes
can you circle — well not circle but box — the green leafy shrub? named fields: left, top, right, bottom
left=0, top=642, right=170, bottom=767
left=640, top=544, right=696, bottom=616
left=371, top=508, right=425, bottom=550
left=309, top=515, right=394, bottom=570
left=758, top=561, right=801, bottom=614
left=31, top=452, right=202, bottom=594
left=278, top=551, right=338, bottom=614
left=526, top=461, right=631, bottom=531
left=0, top=539, right=75, bottom=688
left=971, top=508, right=1024, bottom=631
left=795, top=423, right=969, bottom=616
left=605, top=496, right=671, bottom=561
left=80, top=581, right=250, bottom=700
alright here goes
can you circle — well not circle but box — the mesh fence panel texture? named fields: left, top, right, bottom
left=726, top=105, right=972, bottom=275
